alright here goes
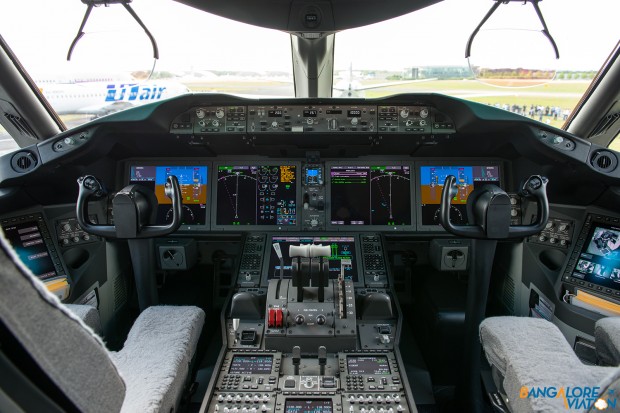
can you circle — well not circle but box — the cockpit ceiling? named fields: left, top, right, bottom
left=174, top=0, right=442, bottom=32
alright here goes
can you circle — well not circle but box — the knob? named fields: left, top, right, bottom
left=62, top=223, right=72, bottom=231
left=559, top=224, right=569, bottom=231
left=196, top=109, right=206, bottom=119
left=419, top=119, right=427, bottom=126
left=550, top=238, right=558, bottom=244
left=306, top=118, right=314, bottom=125
left=235, top=395, right=242, bottom=403
left=61, top=238, right=70, bottom=246
left=226, top=395, right=233, bottom=403
left=295, top=314, right=305, bottom=325
left=400, top=109, right=409, bottom=118
left=361, top=408, right=367, bottom=413
left=254, top=396, right=260, bottom=403
left=63, top=137, right=75, bottom=145
left=232, top=408, right=239, bottom=413
left=419, top=108, right=429, bottom=118
left=370, top=408, right=376, bottom=413
left=351, top=117, right=359, bottom=126
left=397, top=405, right=404, bottom=412
left=377, top=396, right=383, bottom=404
left=553, top=136, right=564, bottom=144
left=304, top=378, right=313, bottom=388
left=261, top=405, right=268, bottom=412
left=511, top=209, right=518, bottom=217
left=367, top=396, right=373, bottom=403
left=213, top=120, right=220, bottom=127
left=510, top=197, right=518, bottom=205
left=385, top=396, right=392, bottom=404
left=349, top=396, right=356, bottom=403
left=394, top=396, right=401, bottom=403
left=271, top=121, right=279, bottom=128
left=545, top=222, right=554, bottom=229
left=358, top=396, right=365, bottom=403
left=216, top=109, right=225, bottom=118
left=250, top=408, right=257, bottom=413
left=262, top=395, right=270, bottom=403
left=316, top=314, right=326, bottom=325
left=72, top=236, right=80, bottom=243
left=83, top=234, right=90, bottom=241
left=242, top=408, right=248, bottom=413
left=374, top=274, right=380, bottom=282
left=560, top=239, right=568, bottom=247
left=245, top=396, right=252, bottom=403
left=224, top=408, right=230, bottom=413
left=198, top=120, right=206, bottom=127
left=310, top=219, right=319, bottom=227
left=538, top=235, right=547, bottom=242
left=349, top=407, right=354, bottom=413
left=218, top=395, right=225, bottom=402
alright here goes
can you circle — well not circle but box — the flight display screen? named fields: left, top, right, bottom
left=216, top=165, right=297, bottom=226
left=285, top=400, right=333, bottom=413
left=128, top=165, right=208, bottom=226
left=419, top=165, right=501, bottom=226
left=228, top=355, right=273, bottom=374
left=268, top=236, right=357, bottom=282
left=330, top=165, right=411, bottom=226
left=571, top=224, right=620, bottom=290
left=2, top=221, right=57, bottom=280
left=346, top=355, right=391, bottom=375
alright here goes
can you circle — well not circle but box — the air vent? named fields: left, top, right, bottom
left=10, top=151, right=38, bottom=173
left=590, top=150, right=618, bottom=173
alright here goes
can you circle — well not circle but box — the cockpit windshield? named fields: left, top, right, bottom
left=0, top=0, right=618, bottom=137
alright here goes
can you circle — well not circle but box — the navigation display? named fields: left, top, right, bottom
left=128, top=165, right=208, bottom=226
left=228, top=355, right=273, bottom=374
left=330, top=165, right=412, bottom=226
left=3, top=221, right=57, bottom=280
left=216, top=165, right=297, bottom=226
left=572, top=224, right=620, bottom=290
left=346, top=355, right=391, bottom=375
left=419, top=165, right=501, bottom=226
left=268, top=236, right=357, bottom=282
left=285, top=400, right=333, bottom=413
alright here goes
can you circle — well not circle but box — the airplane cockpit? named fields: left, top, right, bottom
left=1, top=1, right=620, bottom=412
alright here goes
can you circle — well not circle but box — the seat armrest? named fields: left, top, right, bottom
left=595, top=317, right=620, bottom=366
left=65, top=304, right=102, bottom=336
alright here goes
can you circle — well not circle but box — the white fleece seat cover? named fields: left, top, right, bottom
left=110, top=305, right=205, bottom=413
left=480, top=317, right=616, bottom=412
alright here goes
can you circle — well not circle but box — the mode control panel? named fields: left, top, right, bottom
left=238, top=234, right=267, bottom=287
left=247, top=105, right=376, bottom=133
left=529, top=217, right=573, bottom=248
left=377, top=106, right=431, bottom=134
left=171, top=105, right=247, bottom=134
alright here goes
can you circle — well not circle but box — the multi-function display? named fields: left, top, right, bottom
left=3, top=221, right=57, bottom=280
left=228, top=355, right=273, bottom=374
left=216, top=165, right=297, bottom=226
left=128, top=165, right=208, bottom=226
left=330, top=165, right=411, bottom=226
left=572, top=223, right=620, bottom=290
left=268, top=236, right=357, bottom=282
left=285, top=400, right=333, bottom=413
left=419, top=165, right=501, bottom=226
left=346, top=355, right=391, bottom=375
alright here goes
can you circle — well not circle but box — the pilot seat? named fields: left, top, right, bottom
left=480, top=316, right=620, bottom=412
left=0, top=232, right=205, bottom=413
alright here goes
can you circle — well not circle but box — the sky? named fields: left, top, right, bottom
left=0, top=0, right=618, bottom=77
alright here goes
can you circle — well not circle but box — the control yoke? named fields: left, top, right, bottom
left=76, top=174, right=182, bottom=239
left=440, top=174, right=549, bottom=239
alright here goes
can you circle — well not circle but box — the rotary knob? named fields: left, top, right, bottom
left=196, top=109, right=206, bottom=119
left=215, top=108, right=225, bottom=118
left=271, top=121, right=279, bottom=128
left=419, top=108, right=429, bottom=118
left=212, top=120, right=220, bottom=127
left=295, top=314, right=305, bottom=325
left=351, top=117, right=359, bottom=126
left=400, top=109, right=409, bottom=118
left=316, top=314, right=326, bottom=325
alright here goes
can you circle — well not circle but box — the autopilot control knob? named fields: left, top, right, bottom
left=295, top=314, right=305, bottom=325
left=351, top=117, right=359, bottom=126
left=316, top=314, right=326, bottom=325
left=310, top=219, right=319, bottom=227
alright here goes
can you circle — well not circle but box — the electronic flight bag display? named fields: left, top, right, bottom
left=419, top=165, right=502, bottom=226
left=216, top=165, right=297, bottom=226
left=128, top=165, right=208, bottom=226
left=571, top=223, right=620, bottom=291
left=329, top=165, right=412, bottom=227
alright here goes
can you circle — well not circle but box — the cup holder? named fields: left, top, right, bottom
left=538, top=249, right=567, bottom=272
left=62, top=248, right=90, bottom=270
